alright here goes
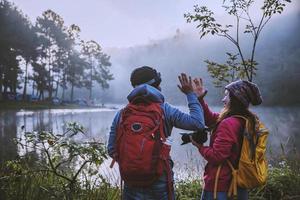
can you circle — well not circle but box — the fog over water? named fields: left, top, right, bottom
left=1, top=0, right=300, bottom=183
left=1, top=105, right=299, bottom=182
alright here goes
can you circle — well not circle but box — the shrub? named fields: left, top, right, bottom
left=175, top=179, right=202, bottom=200
left=0, top=122, right=120, bottom=200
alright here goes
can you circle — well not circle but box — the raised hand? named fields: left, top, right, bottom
left=177, top=73, right=193, bottom=94
left=193, top=77, right=207, bottom=98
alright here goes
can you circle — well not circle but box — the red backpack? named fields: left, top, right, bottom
left=111, top=98, right=172, bottom=188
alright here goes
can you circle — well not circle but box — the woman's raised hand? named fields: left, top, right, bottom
left=177, top=73, right=193, bottom=94
left=193, top=77, right=207, bottom=98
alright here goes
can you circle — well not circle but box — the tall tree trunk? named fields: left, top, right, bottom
left=71, top=83, right=74, bottom=102
left=55, top=80, right=59, bottom=98
left=13, top=82, right=16, bottom=94
left=39, top=90, right=44, bottom=101
left=89, top=57, right=93, bottom=100
left=62, top=88, right=65, bottom=101
left=89, top=81, right=92, bottom=100
left=31, top=81, right=35, bottom=96
left=35, top=84, right=39, bottom=97
left=48, top=60, right=52, bottom=99
left=38, top=90, right=42, bottom=100
left=61, top=73, right=66, bottom=101
left=4, top=85, right=7, bottom=94
left=22, top=60, right=29, bottom=100
left=47, top=37, right=53, bottom=99
left=0, top=69, right=3, bottom=100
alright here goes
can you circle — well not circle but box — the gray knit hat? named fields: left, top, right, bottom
left=225, top=80, right=263, bottom=107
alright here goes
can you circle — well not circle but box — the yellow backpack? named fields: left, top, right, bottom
left=214, top=115, right=269, bottom=199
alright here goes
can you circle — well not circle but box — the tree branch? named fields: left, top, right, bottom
left=258, top=15, right=272, bottom=36
left=72, top=160, right=90, bottom=183
left=245, top=9, right=257, bottom=38
left=236, top=15, right=240, bottom=45
left=42, top=142, right=73, bottom=182
left=223, top=32, right=250, bottom=80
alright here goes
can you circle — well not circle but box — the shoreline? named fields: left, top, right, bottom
left=1, top=101, right=299, bottom=111
left=0, top=101, right=117, bottom=111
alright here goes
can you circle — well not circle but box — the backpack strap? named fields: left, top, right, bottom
left=110, top=108, right=125, bottom=168
left=164, top=159, right=174, bottom=200
left=213, top=115, right=247, bottom=199
left=226, top=160, right=238, bottom=198
left=213, top=160, right=238, bottom=199
left=159, top=112, right=174, bottom=200
left=232, top=115, right=257, bottom=160
left=213, top=164, right=222, bottom=200
left=120, top=179, right=124, bottom=200
left=227, top=115, right=245, bottom=198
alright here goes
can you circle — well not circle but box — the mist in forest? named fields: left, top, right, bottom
left=5, top=0, right=299, bottom=106
left=97, top=12, right=300, bottom=106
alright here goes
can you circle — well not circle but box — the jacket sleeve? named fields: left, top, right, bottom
left=199, top=98, right=219, bottom=128
left=164, top=92, right=205, bottom=130
left=198, top=118, right=242, bottom=165
left=107, top=110, right=121, bottom=158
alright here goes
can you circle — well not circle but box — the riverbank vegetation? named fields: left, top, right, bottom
left=0, top=101, right=82, bottom=110
left=0, top=100, right=117, bottom=110
left=0, top=124, right=299, bottom=200
left=0, top=122, right=120, bottom=200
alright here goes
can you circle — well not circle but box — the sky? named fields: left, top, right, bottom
left=9, top=0, right=300, bottom=48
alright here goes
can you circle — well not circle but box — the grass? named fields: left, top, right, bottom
left=1, top=158, right=299, bottom=200
left=0, top=160, right=121, bottom=200
left=0, top=171, right=121, bottom=200
left=0, top=123, right=299, bottom=200
left=175, top=179, right=202, bottom=200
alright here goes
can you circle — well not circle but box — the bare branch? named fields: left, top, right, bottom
left=258, top=15, right=272, bottom=36
left=72, top=160, right=90, bottom=183
left=42, top=141, right=73, bottom=182
left=245, top=10, right=257, bottom=38
left=236, top=16, right=240, bottom=47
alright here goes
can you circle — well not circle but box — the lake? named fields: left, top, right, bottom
left=0, top=105, right=299, bottom=182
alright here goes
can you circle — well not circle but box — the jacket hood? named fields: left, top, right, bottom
left=127, top=84, right=164, bottom=103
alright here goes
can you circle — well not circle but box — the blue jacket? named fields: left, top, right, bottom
left=107, top=84, right=205, bottom=157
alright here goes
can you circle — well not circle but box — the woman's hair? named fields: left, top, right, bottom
left=217, top=90, right=257, bottom=132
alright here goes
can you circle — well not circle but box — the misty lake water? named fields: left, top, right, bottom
left=1, top=105, right=299, bottom=183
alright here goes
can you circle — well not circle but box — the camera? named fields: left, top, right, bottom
left=180, top=127, right=210, bottom=145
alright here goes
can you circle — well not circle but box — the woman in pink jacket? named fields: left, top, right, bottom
left=191, top=78, right=263, bottom=200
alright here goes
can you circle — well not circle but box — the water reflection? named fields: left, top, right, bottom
left=0, top=106, right=299, bottom=181
left=0, top=112, right=18, bottom=164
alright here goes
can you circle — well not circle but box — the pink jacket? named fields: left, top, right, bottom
left=198, top=99, right=245, bottom=192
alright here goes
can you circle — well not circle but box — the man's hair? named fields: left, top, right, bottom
left=130, top=66, right=161, bottom=88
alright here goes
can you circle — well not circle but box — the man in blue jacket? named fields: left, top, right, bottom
left=107, top=66, right=205, bottom=200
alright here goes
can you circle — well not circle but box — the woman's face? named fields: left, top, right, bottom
left=222, top=90, right=230, bottom=108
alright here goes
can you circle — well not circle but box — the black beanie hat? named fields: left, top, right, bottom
left=130, top=66, right=161, bottom=88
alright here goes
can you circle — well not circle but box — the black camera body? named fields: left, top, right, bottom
left=180, top=127, right=210, bottom=145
